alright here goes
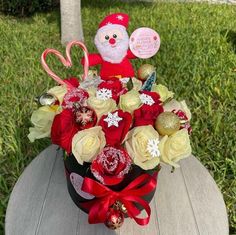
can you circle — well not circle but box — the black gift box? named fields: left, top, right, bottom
left=64, top=153, right=158, bottom=214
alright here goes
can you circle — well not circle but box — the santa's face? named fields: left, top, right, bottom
left=94, top=24, right=129, bottom=63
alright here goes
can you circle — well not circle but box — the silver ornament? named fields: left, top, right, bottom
left=36, top=93, right=57, bottom=106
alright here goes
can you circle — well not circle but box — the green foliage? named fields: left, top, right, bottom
left=0, top=1, right=236, bottom=234
left=0, top=0, right=59, bottom=16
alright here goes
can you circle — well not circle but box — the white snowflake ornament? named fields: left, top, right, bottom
left=74, top=107, right=94, bottom=126
left=147, top=139, right=160, bottom=158
left=96, top=88, right=112, bottom=101
left=117, top=15, right=124, bottom=20
left=104, top=112, right=123, bottom=127
left=140, top=93, right=155, bottom=106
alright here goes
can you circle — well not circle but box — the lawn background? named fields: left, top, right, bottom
left=0, top=0, right=236, bottom=234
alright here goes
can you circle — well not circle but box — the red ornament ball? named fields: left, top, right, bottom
left=74, top=105, right=97, bottom=130
left=104, top=208, right=124, bottom=230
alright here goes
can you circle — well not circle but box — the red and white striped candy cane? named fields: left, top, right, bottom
left=41, top=40, right=89, bottom=90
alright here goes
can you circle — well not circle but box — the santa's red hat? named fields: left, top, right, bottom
left=99, top=13, right=129, bottom=29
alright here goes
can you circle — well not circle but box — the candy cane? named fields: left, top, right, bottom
left=66, top=41, right=89, bottom=81
left=41, top=40, right=89, bottom=90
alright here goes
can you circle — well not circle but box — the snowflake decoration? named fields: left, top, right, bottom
left=104, top=112, right=123, bottom=127
left=140, top=93, right=155, bottom=106
left=117, top=15, right=124, bottom=20
left=147, top=139, right=160, bottom=158
left=75, top=107, right=94, bottom=126
left=96, top=88, right=112, bottom=101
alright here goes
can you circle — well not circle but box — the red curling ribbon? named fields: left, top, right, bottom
left=81, top=172, right=158, bottom=226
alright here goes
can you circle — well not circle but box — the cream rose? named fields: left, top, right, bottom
left=86, top=87, right=97, bottom=97
left=164, top=99, right=191, bottom=120
left=119, top=90, right=142, bottom=114
left=87, top=97, right=117, bottom=119
left=159, top=129, right=191, bottom=168
left=28, top=106, right=60, bottom=142
left=152, top=84, right=174, bottom=102
left=131, top=77, right=142, bottom=91
left=120, top=77, right=142, bottom=91
left=125, top=125, right=160, bottom=170
left=72, top=126, right=106, bottom=165
left=47, top=85, right=67, bottom=104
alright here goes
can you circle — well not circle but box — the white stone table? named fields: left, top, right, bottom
left=5, top=145, right=229, bottom=235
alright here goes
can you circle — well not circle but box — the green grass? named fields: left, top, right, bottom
left=0, top=1, right=236, bottom=234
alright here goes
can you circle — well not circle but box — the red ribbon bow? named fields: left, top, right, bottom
left=81, top=172, right=158, bottom=226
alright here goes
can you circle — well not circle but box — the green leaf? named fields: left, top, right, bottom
left=127, top=77, right=134, bottom=91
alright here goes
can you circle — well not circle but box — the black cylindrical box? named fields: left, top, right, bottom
left=64, top=154, right=158, bottom=214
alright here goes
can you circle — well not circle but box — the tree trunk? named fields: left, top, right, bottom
left=60, top=0, right=84, bottom=45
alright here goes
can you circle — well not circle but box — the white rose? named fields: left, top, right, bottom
left=47, top=85, right=67, bottom=104
left=119, top=90, right=142, bottom=114
left=28, top=106, right=60, bottom=142
left=72, top=126, right=106, bottom=165
left=151, top=84, right=174, bottom=102
left=87, top=96, right=117, bottom=119
left=125, top=125, right=160, bottom=170
left=159, top=129, right=191, bottom=168
left=164, top=99, right=191, bottom=120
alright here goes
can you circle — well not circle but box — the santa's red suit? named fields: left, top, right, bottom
left=85, top=49, right=136, bottom=80
left=82, top=13, right=136, bottom=80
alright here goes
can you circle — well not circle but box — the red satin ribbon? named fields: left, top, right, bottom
left=81, top=172, right=158, bottom=226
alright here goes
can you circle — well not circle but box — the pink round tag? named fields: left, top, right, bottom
left=70, top=173, right=95, bottom=200
left=129, top=27, right=160, bottom=59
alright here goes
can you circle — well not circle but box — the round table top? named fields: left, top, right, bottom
left=5, top=145, right=228, bottom=235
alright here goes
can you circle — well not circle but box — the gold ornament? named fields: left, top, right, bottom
left=155, top=112, right=180, bottom=136
left=120, top=204, right=127, bottom=214
left=138, top=64, right=156, bottom=81
left=113, top=201, right=127, bottom=214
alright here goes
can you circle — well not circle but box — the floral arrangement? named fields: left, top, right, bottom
left=28, top=52, right=192, bottom=229
left=29, top=72, right=192, bottom=170
left=28, top=13, right=192, bottom=230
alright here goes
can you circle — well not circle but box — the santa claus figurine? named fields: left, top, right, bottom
left=82, top=13, right=136, bottom=80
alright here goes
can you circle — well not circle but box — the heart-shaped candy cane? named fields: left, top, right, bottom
left=41, top=40, right=89, bottom=90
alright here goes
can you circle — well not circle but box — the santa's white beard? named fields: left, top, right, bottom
left=94, top=26, right=129, bottom=64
